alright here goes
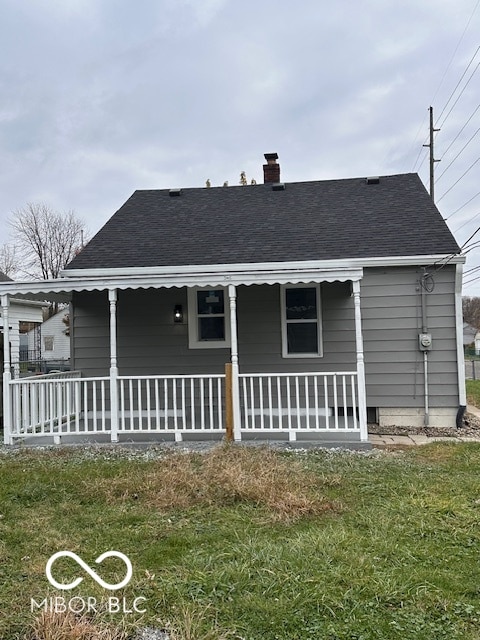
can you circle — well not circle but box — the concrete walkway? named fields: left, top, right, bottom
left=369, top=433, right=480, bottom=446
left=369, top=405, right=480, bottom=446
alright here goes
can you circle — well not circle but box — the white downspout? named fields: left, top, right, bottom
left=2, top=294, right=12, bottom=445
left=109, top=288, right=119, bottom=443
left=228, top=284, right=241, bottom=441
left=455, top=263, right=467, bottom=424
left=420, top=271, right=430, bottom=427
left=352, top=280, right=368, bottom=442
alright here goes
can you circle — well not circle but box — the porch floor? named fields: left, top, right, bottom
left=9, top=431, right=371, bottom=449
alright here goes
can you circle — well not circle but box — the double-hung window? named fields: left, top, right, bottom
left=281, top=284, right=322, bottom=357
left=188, top=288, right=231, bottom=349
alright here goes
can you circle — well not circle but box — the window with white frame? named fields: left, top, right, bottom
left=281, top=284, right=322, bottom=357
left=44, top=336, right=54, bottom=352
left=188, top=288, right=231, bottom=349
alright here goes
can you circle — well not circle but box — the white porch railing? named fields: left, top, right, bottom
left=6, top=371, right=362, bottom=444
left=9, top=372, right=110, bottom=444
left=117, top=374, right=224, bottom=440
left=240, top=372, right=359, bottom=440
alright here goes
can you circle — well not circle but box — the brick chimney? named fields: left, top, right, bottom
left=263, top=153, right=280, bottom=184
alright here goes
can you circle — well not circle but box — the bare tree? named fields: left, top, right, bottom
left=9, top=203, right=86, bottom=280
left=0, top=243, right=20, bottom=278
left=463, top=296, right=480, bottom=330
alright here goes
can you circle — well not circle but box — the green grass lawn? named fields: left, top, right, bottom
left=2, top=443, right=480, bottom=639
left=467, top=379, right=480, bottom=408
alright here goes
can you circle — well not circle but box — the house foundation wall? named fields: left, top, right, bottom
left=378, top=407, right=458, bottom=429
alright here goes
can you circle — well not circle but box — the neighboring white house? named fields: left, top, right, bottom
left=463, top=322, right=477, bottom=346
left=27, top=308, right=70, bottom=363
left=0, top=272, right=46, bottom=377
left=463, top=323, right=480, bottom=355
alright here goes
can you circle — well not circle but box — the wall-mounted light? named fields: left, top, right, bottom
left=174, top=304, right=183, bottom=323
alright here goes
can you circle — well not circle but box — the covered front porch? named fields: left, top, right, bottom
left=1, top=263, right=368, bottom=445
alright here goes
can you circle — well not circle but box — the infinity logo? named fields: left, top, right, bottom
left=46, top=551, right=133, bottom=591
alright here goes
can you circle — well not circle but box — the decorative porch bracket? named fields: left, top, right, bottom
left=2, top=294, right=12, bottom=445
left=228, top=284, right=241, bottom=441
left=352, top=280, right=368, bottom=441
left=109, top=288, right=119, bottom=442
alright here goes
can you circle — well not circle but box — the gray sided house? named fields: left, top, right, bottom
left=0, top=154, right=465, bottom=445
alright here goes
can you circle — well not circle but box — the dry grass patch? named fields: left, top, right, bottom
left=26, top=610, right=129, bottom=640
left=92, top=445, right=337, bottom=521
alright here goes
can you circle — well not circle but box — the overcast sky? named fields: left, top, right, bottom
left=1, top=0, right=479, bottom=292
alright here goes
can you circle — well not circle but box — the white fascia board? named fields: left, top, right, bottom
left=61, top=253, right=465, bottom=279
left=10, top=297, right=48, bottom=308
left=0, top=267, right=364, bottom=298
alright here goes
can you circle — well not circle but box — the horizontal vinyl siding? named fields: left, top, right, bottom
left=117, top=288, right=229, bottom=375
left=72, top=291, right=110, bottom=376
left=71, top=283, right=357, bottom=376
left=361, top=266, right=459, bottom=409
left=238, top=282, right=356, bottom=373
left=71, top=268, right=460, bottom=412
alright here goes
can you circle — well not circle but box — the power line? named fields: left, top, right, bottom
left=452, top=209, right=480, bottom=233
left=435, top=46, right=480, bottom=127
left=439, top=102, right=480, bottom=159
left=463, top=264, right=480, bottom=275
left=410, top=2, right=480, bottom=175
left=431, top=0, right=480, bottom=107
left=437, top=155, right=480, bottom=203
left=435, top=124, right=480, bottom=183
left=446, top=190, right=480, bottom=220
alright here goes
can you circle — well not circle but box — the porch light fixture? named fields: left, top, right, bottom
left=174, top=304, right=183, bottom=323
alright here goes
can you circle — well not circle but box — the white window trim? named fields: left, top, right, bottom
left=44, top=335, right=54, bottom=352
left=281, top=284, right=323, bottom=358
left=187, top=287, right=231, bottom=349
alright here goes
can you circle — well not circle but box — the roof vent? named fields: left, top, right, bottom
left=272, top=182, right=286, bottom=191
left=365, top=176, right=380, bottom=185
left=169, top=188, right=182, bottom=197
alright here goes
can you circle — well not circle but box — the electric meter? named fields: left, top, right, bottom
left=418, top=333, right=432, bottom=351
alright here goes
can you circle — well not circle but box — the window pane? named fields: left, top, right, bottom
left=199, top=317, right=225, bottom=341
left=286, top=288, right=317, bottom=320
left=197, top=290, right=224, bottom=315
left=287, top=323, right=318, bottom=354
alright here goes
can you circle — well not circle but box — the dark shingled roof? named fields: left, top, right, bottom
left=0, top=271, right=12, bottom=282
left=67, top=173, right=460, bottom=270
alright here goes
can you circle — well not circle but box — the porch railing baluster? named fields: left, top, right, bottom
left=7, top=370, right=361, bottom=444
left=276, top=377, right=283, bottom=430
left=333, top=374, right=339, bottom=430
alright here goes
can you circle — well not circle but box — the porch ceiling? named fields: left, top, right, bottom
left=0, top=266, right=364, bottom=302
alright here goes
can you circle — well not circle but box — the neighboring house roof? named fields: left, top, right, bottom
left=67, top=173, right=460, bottom=271
left=0, top=271, right=12, bottom=282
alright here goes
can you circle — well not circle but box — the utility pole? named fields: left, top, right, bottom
left=423, top=106, right=440, bottom=202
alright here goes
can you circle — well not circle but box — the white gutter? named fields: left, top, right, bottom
left=61, top=253, right=465, bottom=279
left=0, top=267, right=364, bottom=299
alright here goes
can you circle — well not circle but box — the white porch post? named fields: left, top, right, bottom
left=352, top=280, right=368, bottom=442
left=109, top=289, right=119, bottom=443
left=2, top=294, right=12, bottom=445
left=228, top=284, right=241, bottom=441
